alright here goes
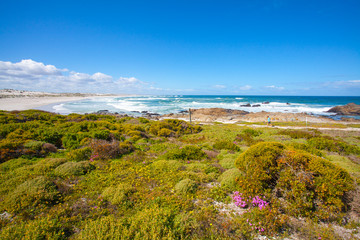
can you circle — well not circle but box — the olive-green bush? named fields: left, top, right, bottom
left=218, top=168, right=243, bottom=190
left=164, top=145, right=206, bottom=160
left=66, top=147, right=92, bottom=162
left=235, top=142, right=354, bottom=221
left=213, top=140, right=240, bottom=151
left=4, top=176, right=60, bottom=213
left=174, top=178, right=198, bottom=194
left=102, top=183, right=135, bottom=207
left=54, top=161, right=94, bottom=177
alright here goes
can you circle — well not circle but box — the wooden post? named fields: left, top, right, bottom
left=189, top=108, right=192, bottom=123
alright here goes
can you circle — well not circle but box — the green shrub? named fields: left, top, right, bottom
left=90, top=129, right=110, bottom=140
left=242, top=128, right=262, bottom=137
left=151, top=160, right=182, bottom=172
left=164, top=145, right=206, bottom=160
left=54, top=161, right=94, bottom=177
left=118, top=141, right=135, bottom=156
left=62, top=132, right=89, bottom=150
left=219, top=158, right=236, bottom=169
left=102, top=183, right=135, bottom=207
left=66, top=147, right=92, bottom=162
left=213, top=140, right=240, bottom=151
left=158, top=128, right=176, bottom=137
left=76, top=206, right=184, bottom=240
left=308, top=137, right=360, bottom=155
left=0, top=215, right=68, bottom=240
left=33, top=127, right=63, bottom=147
left=287, top=142, right=324, bottom=157
left=235, top=142, right=285, bottom=195
left=278, top=129, right=316, bottom=139
left=174, top=178, right=198, bottom=194
left=23, top=140, right=45, bottom=151
left=4, top=176, right=60, bottom=213
left=235, top=132, right=262, bottom=146
left=235, top=142, right=354, bottom=221
left=149, top=119, right=202, bottom=137
left=218, top=168, right=243, bottom=190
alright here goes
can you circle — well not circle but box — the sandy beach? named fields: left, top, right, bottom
left=0, top=96, right=94, bottom=111
left=0, top=89, right=124, bottom=111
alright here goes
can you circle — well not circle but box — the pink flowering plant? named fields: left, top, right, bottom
left=232, top=191, right=268, bottom=210
left=232, top=191, right=272, bottom=235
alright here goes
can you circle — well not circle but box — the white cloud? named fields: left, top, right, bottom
left=265, top=85, right=285, bottom=90
left=213, top=84, right=226, bottom=89
left=239, top=85, right=252, bottom=91
left=0, top=59, right=147, bottom=93
left=324, top=79, right=360, bottom=89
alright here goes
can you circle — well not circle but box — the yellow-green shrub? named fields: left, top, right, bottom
left=66, top=147, right=92, bottom=162
left=218, top=168, right=243, bottom=190
left=213, top=140, right=240, bottom=151
left=0, top=215, right=68, bottom=240
left=175, top=178, right=198, bottom=194
left=102, top=183, right=135, bottom=207
left=164, top=145, right=206, bottom=160
left=151, top=160, right=182, bottom=173
left=149, top=119, right=202, bottom=137
left=4, top=176, right=60, bottom=213
left=54, top=161, right=94, bottom=177
left=235, top=142, right=354, bottom=221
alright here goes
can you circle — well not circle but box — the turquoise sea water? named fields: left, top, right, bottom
left=40, top=95, right=360, bottom=118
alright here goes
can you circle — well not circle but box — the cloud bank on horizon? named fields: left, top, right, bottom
left=0, top=59, right=147, bottom=94
left=0, top=59, right=359, bottom=95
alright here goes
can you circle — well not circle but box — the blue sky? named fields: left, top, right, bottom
left=0, top=0, right=359, bottom=95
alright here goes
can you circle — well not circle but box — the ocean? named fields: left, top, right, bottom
left=39, top=95, right=360, bottom=118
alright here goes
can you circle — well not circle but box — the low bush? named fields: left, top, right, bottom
left=219, top=158, right=236, bottom=169
left=24, top=140, right=45, bottom=151
left=308, top=137, right=360, bottom=155
left=218, top=168, right=243, bottom=190
left=54, top=161, right=94, bottom=177
left=4, top=176, right=60, bottom=213
left=66, top=147, right=92, bottom=162
left=151, top=160, right=183, bottom=172
left=235, top=142, right=354, bottom=221
left=242, top=128, right=262, bottom=137
left=90, top=140, right=121, bottom=160
left=164, top=145, right=207, bottom=160
left=0, top=215, right=68, bottom=240
left=235, top=132, right=262, bottom=146
left=102, top=183, right=135, bottom=207
left=287, top=142, right=324, bottom=157
left=175, top=178, right=198, bottom=194
left=149, top=119, right=202, bottom=137
left=213, top=140, right=240, bottom=151
left=118, top=141, right=135, bottom=156
left=278, top=129, right=316, bottom=139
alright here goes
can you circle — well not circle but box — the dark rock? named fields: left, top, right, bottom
left=252, top=104, right=261, bottom=107
left=240, top=103, right=251, bottom=107
left=262, top=101, right=270, bottom=104
left=327, top=103, right=360, bottom=115
left=286, top=102, right=291, bottom=105
left=96, top=110, right=110, bottom=114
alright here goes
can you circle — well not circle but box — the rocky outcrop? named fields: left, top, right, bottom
left=162, top=108, right=249, bottom=123
left=327, top=103, right=360, bottom=116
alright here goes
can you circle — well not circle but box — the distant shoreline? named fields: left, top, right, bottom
left=0, top=89, right=130, bottom=111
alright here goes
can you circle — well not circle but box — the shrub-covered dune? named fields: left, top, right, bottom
left=0, top=110, right=359, bottom=239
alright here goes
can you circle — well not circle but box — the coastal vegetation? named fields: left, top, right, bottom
left=0, top=110, right=360, bottom=239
